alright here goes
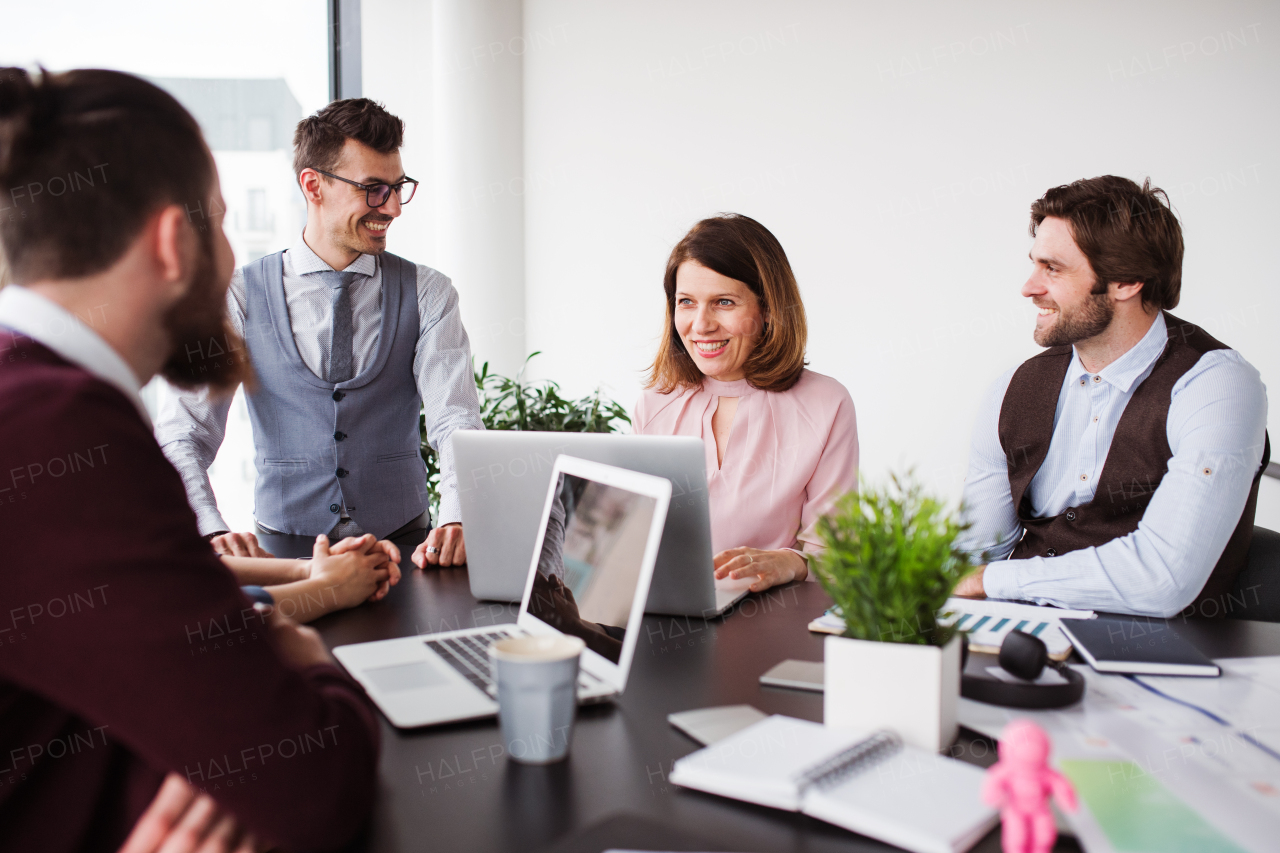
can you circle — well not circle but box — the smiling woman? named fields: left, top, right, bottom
left=649, top=214, right=807, bottom=394
left=636, top=214, right=859, bottom=594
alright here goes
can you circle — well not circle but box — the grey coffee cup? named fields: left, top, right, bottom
left=489, top=635, right=586, bottom=764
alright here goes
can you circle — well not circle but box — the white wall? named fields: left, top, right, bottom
left=365, top=0, right=531, bottom=377
left=363, top=0, right=438, bottom=266
left=517, top=0, right=1280, bottom=525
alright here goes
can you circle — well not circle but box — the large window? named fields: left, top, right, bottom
left=4, top=1, right=330, bottom=532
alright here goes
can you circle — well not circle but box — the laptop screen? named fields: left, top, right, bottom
left=526, top=472, right=658, bottom=663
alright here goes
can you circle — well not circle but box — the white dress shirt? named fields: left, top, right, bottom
left=154, top=235, right=483, bottom=535
left=0, top=285, right=151, bottom=426
left=956, top=313, right=1268, bottom=617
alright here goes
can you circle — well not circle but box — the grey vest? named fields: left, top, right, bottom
left=242, top=251, right=425, bottom=538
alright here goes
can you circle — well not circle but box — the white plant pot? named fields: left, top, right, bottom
left=823, top=631, right=961, bottom=752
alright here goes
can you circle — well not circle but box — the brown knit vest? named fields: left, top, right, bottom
left=998, top=312, right=1270, bottom=614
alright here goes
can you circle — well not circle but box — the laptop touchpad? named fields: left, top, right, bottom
left=364, top=661, right=450, bottom=693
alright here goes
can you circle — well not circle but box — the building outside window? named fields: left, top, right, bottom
left=4, top=0, right=328, bottom=533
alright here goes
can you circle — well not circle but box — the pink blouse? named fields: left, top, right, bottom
left=634, top=369, right=859, bottom=559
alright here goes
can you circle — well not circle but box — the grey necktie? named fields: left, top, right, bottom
left=319, top=270, right=357, bottom=383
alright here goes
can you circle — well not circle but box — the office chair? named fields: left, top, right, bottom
left=1227, top=526, right=1280, bottom=623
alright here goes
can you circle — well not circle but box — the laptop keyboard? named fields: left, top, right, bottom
left=424, top=630, right=606, bottom=696
left=425, top=630, right=508, bottom=693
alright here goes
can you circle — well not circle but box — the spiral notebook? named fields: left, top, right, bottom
left=669, top=716, right=997, bottom=853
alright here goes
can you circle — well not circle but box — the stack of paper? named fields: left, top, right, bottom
left=958, top=657, right=1280, bottom=853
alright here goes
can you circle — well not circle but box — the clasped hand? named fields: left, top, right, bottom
left=310, top=533, right=402, bottom=607
left=713, top=546, right=807, bottom=593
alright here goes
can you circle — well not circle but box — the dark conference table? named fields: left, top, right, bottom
left=262, top=533, right=1280, bottom=853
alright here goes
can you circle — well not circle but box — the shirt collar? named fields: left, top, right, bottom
left=0, top=285, right=152, bottom=426
left=287, top=232, right=377, bottom=278
left=701, top=377, right=760, bottom=396
left=1068, top=311, right=1168, bottom=393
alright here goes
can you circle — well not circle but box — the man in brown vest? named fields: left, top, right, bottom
left=953, top=176, right=1268, bottom=618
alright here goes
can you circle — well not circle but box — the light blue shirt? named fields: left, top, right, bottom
left=957, top=313, right=1268, bottom=617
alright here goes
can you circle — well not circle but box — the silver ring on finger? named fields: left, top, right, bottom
left=426, top=545, right=439, bottom=554
left=746, top=554, right=753, bottom=565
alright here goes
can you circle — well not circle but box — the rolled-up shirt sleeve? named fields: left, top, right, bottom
left=413, top=266, right=485, bottom=527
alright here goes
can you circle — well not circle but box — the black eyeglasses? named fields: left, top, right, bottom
left=312, top=168, right=419, bottom=207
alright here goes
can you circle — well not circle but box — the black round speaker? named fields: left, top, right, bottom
left=999, top=629, right=1049, bottom=680
left=960, top=630, right=1085, bottom=709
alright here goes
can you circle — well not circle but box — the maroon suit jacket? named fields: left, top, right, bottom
left=0, top=330, right=381, bottom=852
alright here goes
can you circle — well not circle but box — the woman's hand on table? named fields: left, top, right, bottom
left=305, top=535, right=394, bottom=608
left=713, top=547, right=807, bottom=592
left=327, top=534, right=402, bottom=601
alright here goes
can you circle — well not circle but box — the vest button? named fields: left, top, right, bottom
left=332, top=390, right=345, bottom=402
left=1066, top=510, right=1076, bottom=521
left=329, top=503, right=340, bottom=513
left=1047, top=548, right=1057, bottom=557
left=336, top=468, right=348, bottom=478
left=334, top=431, right=346, bottom=441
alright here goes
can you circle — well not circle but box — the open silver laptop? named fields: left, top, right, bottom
left=453, top=430, right=753, bottom=618
left=333, top=455, right=670, bottom=729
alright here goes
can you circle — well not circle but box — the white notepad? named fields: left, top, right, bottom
left=669, top=716, right=998, bottom=853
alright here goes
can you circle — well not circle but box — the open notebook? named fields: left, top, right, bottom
left=669, top=716, right=998, bottom=853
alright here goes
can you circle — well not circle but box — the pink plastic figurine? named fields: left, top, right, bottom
left=982, top=720, right=1078, bottom=853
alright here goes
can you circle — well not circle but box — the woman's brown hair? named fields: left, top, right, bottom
left=648, top=214, right=807, bottom=394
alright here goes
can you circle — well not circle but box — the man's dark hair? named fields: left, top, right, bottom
left=0, top=67, right=214, bottom=283
left=292, top=98, right=404, bottom=178
left=1030, top=175, right=1183, bottom=310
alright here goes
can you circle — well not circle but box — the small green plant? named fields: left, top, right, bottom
left=419, top=353, right=631, bottom=514
left=812, top=471, right=974, bottom=647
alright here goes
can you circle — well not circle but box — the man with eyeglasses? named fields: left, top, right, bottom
left=156, top=98, right=484, bottom=569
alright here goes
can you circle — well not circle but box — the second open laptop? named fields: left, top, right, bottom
left=453, top=430, right=753, bottom=617
left=333, top=455, right=671, bottom=729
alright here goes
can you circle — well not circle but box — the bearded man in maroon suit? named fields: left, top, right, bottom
left=0, top=68, right=381, bottom=853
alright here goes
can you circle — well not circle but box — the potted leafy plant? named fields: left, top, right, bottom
left=811, top=472, right=974, bottom=752
left=419, top=353, right=631, bottom=517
